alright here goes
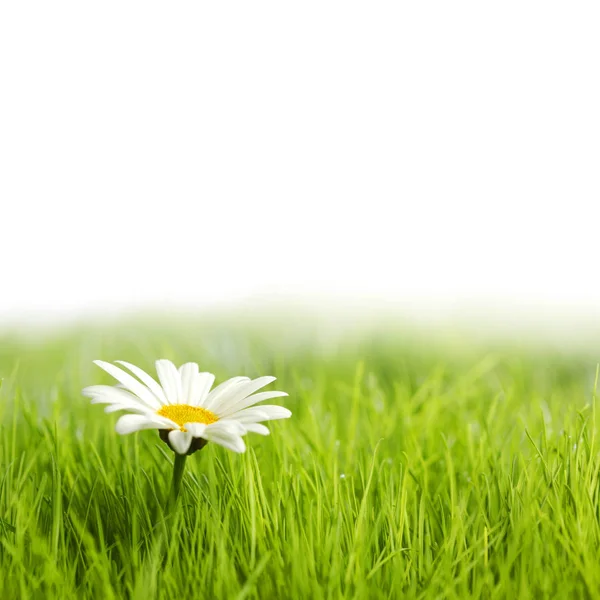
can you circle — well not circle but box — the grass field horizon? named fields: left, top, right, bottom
left=1, top=314, right=600, bottom=598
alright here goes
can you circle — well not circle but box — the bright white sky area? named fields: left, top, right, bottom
left=1, top=2, right=599, bottom=329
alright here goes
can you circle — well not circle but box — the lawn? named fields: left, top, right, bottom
left=1, top=315, right=599, bottom=599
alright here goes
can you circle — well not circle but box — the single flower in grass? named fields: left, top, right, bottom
left=83, top=359, right=291, bottom=455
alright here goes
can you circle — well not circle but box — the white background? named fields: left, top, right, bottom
left=1, top=3, right=599, bottom=327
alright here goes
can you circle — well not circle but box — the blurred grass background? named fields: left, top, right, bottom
left=1, top=312, right=600, bottom=598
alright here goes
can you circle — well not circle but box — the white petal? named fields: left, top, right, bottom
left=212, top=376, right=277, bottom=413
left=206, top=419, right=247, bottom=436
left=93, top=361, right=161, bottom=409
left=84, top=385, right=143, bottom=404
left=194, top=372, right=216, bottom=407
left=178, top=362, right=199, bottom=404
left=225, top=409, right=269, bottom=422
left=226, top=405, right=292, bottom=423
left=116, top=360, right=168, bottom=405
left=244, top=423, right=270, bottom=436
left=115, top=414, right=164, bottom=434
left=83, top=384, right=121, bottom=398
left=185, top=422, right=207, bottom=437
left=168, top=430, right=193, bottom=454
left=104, top=401, right=152, bottom=415
left=88, top=393, right=155, bottom=417
left=202, top=429, right=246, bottom=453
left=155, top=359, right=181, bottom=404
left=89, top=396, right=119, bottom=405
left=217, top=391, right=289, bottom=417
left=203, top=376, right=250, bottom=411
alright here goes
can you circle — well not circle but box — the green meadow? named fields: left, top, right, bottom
left=1, top=316, right=600, bottom=599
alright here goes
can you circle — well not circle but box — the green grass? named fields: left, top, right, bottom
left=1, top=317, right=600, bottom=599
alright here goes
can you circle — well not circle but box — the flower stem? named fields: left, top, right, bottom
left=168, top=452, right=187, bottom=508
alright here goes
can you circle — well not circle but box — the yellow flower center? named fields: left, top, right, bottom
left=156, top=404, right=218, bottom=431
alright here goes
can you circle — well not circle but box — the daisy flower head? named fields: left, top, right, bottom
left=83, top=359, right=291, bottom=455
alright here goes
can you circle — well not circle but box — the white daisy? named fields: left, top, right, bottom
left=83, top=359, right=291, bottom=455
